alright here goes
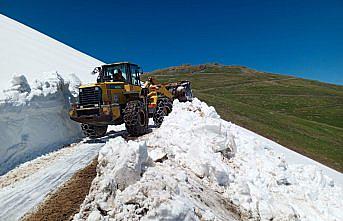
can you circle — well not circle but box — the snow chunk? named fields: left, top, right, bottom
left=64, top=73, right=82, bottom=97
left=7, top=74, right=31, bottom=93
left=149, top=148, right=167, bottom=162
left=74, top=137, right=148, bottom=220
left=98, top=137, right=148, bottom=191
left=3, top=74, right=31, bottom=105
left=143, top=196, right=198, bottom=220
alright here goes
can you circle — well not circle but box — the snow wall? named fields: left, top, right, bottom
left=0, top=14, right=102, bottom=99
left=0, top=72, right=82, bottom=175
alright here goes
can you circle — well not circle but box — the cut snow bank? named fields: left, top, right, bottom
left=0, top=14, right=102, bottom=99
left=75, top=99, right=342, bottom=221
left=0, top=13, right=103, bottom=174
left=0, top=73, right=82, bottom=175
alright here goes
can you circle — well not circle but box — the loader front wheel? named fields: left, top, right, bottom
left=153, top=98, right=173, bottom=127
left=81, top=124, right=108, bottom=139
left=124, top=100, right=148, bottom=136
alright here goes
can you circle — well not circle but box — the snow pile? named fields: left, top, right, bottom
left=74, top=99, right=239, bottom=220
left=147, top=99, right=237, bottom=186
left=74, top=138, right=151, bottom=220
left=0, top=72, right=82, bottom=175
left=227, top=125, right=342, bottom=220
left=75, top=98, right=342, bottom=221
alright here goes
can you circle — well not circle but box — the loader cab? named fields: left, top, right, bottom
left=96, top=62, right=142, bottom=86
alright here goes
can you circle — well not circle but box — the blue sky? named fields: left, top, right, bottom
left=0, top=0, right=342, bottom=84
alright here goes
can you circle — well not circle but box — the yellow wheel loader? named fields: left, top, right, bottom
left=69, top=62, right=192, bottom=138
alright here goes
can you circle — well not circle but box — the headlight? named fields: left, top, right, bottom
left=102, top=106, right=111, bottom=115
left=94, top=87, right=100, bottom=91
left=79, top=89, right=83, bottom=92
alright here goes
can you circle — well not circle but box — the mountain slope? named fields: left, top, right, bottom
left=143, top=64, right=343, bottom=171
left=0, top=14, right=102, bottom=98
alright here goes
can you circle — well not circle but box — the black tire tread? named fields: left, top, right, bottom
left=124, top=100, right=148, bottom=136
left=153, top=98, right=173, bottom=127
left=81, top=124, right=108, bottom=138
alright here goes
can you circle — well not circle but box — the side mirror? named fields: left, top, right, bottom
left=92, top=67, right=101, bottom=75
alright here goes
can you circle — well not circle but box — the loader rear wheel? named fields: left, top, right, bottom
left=81, top=124, right=108, bottom=139
left=124, top=100, right=148, bottom=136
left=153, top=98, right=173, bottom=127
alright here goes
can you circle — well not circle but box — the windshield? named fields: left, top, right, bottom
left=101, top=64, right=128, bottom=82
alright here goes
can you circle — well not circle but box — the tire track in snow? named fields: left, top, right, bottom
left=20, top=128, right=144, bottom=220
left=0, top=125, right=133, bottom=221
left=23, top=160, right=98, bottom=221
left=0, top=141, right=104, bottom=221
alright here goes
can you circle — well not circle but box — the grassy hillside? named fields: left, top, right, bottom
left=143, top=64, right=343, bottom=172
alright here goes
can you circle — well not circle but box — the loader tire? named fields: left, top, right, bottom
left=153, top=98, right=173, bottom=127
left=81, top=124, right=108, bottom=139
left=124, top=100, right=148, bottom=136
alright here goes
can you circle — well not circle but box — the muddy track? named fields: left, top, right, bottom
left=21, top=132, right=139, bottom=221
left=22, top=159, right=98, bottom=221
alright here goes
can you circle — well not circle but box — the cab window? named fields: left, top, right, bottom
left=103, top=64, right=128, bottom=82
left=130, top=65, right=140, bottom=86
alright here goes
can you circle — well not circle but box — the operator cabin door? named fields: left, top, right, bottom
left=130, top=65, right=141, bottom=90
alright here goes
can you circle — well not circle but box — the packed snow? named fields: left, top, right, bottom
left=75, top=99, right=343, bottom=221
left=0, top=139, right=104, bottom=221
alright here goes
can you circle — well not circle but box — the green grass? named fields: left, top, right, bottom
left=143, top=64, right=343, bottom=171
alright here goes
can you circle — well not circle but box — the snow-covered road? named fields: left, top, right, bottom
left=0, top=140, right=104, bottom=221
